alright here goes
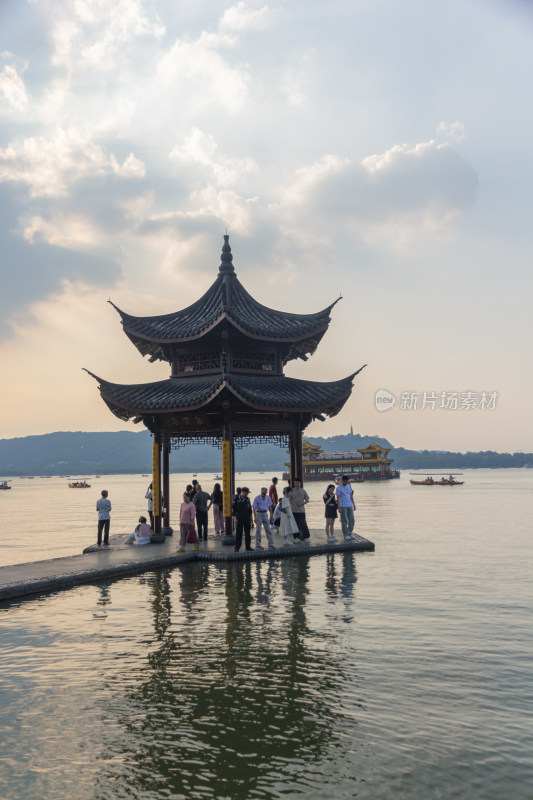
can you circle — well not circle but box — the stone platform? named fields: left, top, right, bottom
left=0, top=530, right=374, bottom=602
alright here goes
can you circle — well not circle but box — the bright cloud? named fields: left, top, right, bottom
left=0, top=62, right=28, bottom=111
left=157, top=31, right=249, bottom=113
left=0, top=128, right=145, bottom=197
left=170, top=128, right=255, bottom=186
left=48, top=0, right=165, bottom=71
left=219, top=2, right=272, bottom=31
left=276, top=139, right=478, bottom=248
left=437, top=120, right=466, bottom=141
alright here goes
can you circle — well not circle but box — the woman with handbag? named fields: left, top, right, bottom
left=177, top=492, right=198, bottom=552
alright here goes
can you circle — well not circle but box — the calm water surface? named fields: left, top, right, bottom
left=1, top=470, right=532, bottom=799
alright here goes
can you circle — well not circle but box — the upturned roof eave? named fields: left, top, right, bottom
left=83, top=369, right=360, bottom=419
left=121, top=311, right=332, bottom=347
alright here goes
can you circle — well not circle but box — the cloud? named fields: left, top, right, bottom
left=156, top=30, right=250, bottom=113
left=219, top=2, right=272, bottom=32
left=169, top=128, right=255, bottom=186
left=276, top=139, right=479, bottom=249
left=0, top=60, right=28, bottom=112
left=0, top=127, right=145, bottom=197
left=437, top=120, right=466, bottom=141
left=47, top=0, right=165, bottom=72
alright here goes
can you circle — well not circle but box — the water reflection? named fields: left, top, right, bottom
left=93, top=555, right=362, bottom=800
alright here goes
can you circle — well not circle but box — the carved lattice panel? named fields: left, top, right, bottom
left=232, top=351, right=275, bottom=372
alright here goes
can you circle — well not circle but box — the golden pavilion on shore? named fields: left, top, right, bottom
left=284, top=440, right=398, bottom=482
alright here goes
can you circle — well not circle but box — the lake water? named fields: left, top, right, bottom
left=1, top=470, right=532, bottom=799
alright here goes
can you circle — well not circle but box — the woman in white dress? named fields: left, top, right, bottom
left=279, top=487, right=297, bottom=546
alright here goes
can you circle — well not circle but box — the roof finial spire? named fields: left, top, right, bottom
left=219, top=233, right=235, bottom=275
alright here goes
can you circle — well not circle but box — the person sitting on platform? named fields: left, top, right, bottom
left=232, top=487, right=253, bottom=552
left=126, top=516, right=152, bottom=545
left=192, top=483, right=212, bottom=541
left=252, top=487, right=275, bottom=550
left=177, top=492, right=198, bottom=552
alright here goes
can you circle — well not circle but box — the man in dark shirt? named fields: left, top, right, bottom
left=192, top=483, right=212, bottom=541
left=232, top=487, right=253, bottom=552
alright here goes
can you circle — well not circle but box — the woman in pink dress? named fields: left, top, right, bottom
left=177, top=493, right=198, bottom=552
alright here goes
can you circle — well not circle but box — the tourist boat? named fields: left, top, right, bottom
left=69, top=480, right=91, bottom=488
left=0, top=481, right=11, bottom=490
left=410, top=474, right=464, bottom=486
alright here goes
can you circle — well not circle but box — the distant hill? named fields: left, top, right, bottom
left=0, top=430, right=531, bottom=475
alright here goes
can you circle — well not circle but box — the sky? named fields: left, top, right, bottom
left=0, top=0, right=532, bottom=451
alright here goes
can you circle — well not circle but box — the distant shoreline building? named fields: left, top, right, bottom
left=284, top=440, right=398, bottom=482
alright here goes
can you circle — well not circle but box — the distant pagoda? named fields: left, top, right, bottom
left=85, top=235, right=364, bottom=539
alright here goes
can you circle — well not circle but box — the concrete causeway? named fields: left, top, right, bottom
left=0, top=530, right=375, bottom=602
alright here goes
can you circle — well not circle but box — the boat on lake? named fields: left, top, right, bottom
left=0, top=481, right=11, bottom=490
left=410, top=474, right=464, bottom=486
left=69, top=480, right=91, bottom=488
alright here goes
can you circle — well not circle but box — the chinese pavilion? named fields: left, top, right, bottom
left=85, top=236, right=364, bottom=540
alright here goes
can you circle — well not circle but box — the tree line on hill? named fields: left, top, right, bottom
left=0, top=430, right=531, bottom=476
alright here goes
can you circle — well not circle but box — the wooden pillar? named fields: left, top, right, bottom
left=152, top=433, right=162, bottom=535
left=295, top=426, right=304, bottom=486
left=289, top=433, right=296, bottom=486
left=222, top=417, right=236, bottom=545
left=161, top=442, right=173, bottom=535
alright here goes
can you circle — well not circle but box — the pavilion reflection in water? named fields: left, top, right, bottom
left=92, top=555, right=362, bottom=800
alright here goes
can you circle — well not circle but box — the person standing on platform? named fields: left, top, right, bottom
left=335, top=476, right=356, bottom=540
left=290, top=479, right=310, bottom=542
left=268, top=477, right=279, bottom=525
left=252, top=487, right=275, bottom=550
left=212, top=482, right=224, bottom=536
left=323, top=484, right=338, bottom=542
left=192, top=483, right=212, bottom=541
left=278, top=487, right=296, bottom=546
left=177, top=492, right=198, bottom=552
left=96, top=489, right=112, bottom=546
left=145, top=483, right=153, bottom=529
left=233, top=487, right=253, bottom=551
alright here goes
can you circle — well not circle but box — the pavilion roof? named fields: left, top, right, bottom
left=109, top=236, right=340, bottom=363
left=83, top=368, right=364, bottom=422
